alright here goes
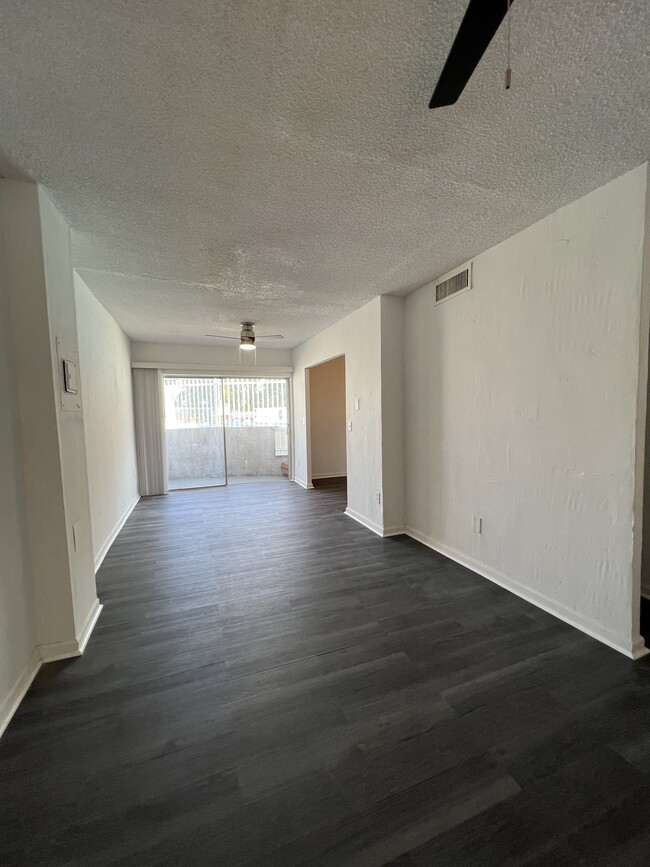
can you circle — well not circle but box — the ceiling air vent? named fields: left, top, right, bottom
left=435, top=264, right=472, bottom=304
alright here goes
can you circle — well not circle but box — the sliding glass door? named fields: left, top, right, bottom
left=164, top=377, right=226, bottom=489
left=163, top=376, right=290, bottom=489
left=223, top=378, right=289, bottom=484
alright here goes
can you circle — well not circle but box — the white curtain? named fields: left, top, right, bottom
left=132, top=368, right=167, bottom=496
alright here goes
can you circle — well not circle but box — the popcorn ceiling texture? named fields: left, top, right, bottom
left=0, top=0, right=648, bottom=346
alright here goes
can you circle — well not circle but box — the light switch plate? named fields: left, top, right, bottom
left=63, top=358, right=78, bottom=394
left=56, top=337, right=82, bottom=411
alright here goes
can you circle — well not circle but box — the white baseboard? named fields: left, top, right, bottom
left=345, top=507, right=384, bottom=536
left=293, top=477, right=314, bottom=490
left=0, top=649, right=42, bottom=738
left=630, top=635, right=650, bottom=659
left=38, top=598, right=103, bottom=662
left=38, top=638, right=83, bottom=663
left=3, top=600, right=104, bottom=734
left=344, top=509, right=406, bottom=539
left=77, top=598, right=103, bottom=654
left=311, top=473, right=347, bottom=480
left=405, top=526, right=649, bottom=660
left=94, top=494, right=140, bottom=572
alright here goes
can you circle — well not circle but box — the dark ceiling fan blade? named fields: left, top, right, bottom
left=256, top=334, right=284, bottom=340
left=205, top=334, right=241, bottom=340
left=429, top=0, right=514, bottom=109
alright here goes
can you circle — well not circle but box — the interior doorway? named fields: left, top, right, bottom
left=163, top=376, right=290, bottom=490
left=307, top=355, right=347, bottom=498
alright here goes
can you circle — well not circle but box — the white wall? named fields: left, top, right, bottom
left=132, top=341, right=292, bottom=371
left=75, top=273, right=139, bottom=569
left=404, top=165, right=649, bottom=657
left=2, top=179, right=100, bottom=666
left=3, top=180, right=77, bottom=654
left=639, top=169, right=650, bottom=602
left=293, top=298, right=385, bottom=531
left=309, top=355, right=347, bottom=479
left=39, top=189, right=99, bottom=642
left=380, top=295, right=405, bottom=534
left=643, top=371, right=650, bottom=599
left=0, top=180, right=104, bottom=734
left=0, top=240, right=37, bottom=735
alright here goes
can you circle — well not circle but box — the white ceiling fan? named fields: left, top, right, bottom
left=205, top=322, right=284, bottom=364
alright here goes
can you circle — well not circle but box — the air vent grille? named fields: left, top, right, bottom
left=436, top=266, right=471, bottom=303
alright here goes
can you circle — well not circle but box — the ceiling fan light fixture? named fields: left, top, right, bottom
left=205, top=321, right=283, bottom=365
left=239, top=321, right=256, bottom=350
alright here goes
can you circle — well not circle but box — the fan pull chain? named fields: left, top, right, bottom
left=505, top=0, right=512, bottom=89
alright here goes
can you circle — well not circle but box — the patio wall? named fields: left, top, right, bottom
left=167, top=426, right=286, bottom=480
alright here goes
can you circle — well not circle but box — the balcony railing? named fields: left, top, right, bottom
left=164, top=377, right=287, bottom=429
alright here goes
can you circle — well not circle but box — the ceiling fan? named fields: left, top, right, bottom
left=205, top=322, right=284, bottom=358
left=430, top=0, right=515, bottom=109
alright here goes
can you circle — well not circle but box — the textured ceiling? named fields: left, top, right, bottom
left=0, top=0, right=648, bottom=347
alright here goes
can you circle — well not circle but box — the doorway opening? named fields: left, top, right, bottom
left=163, top=376, right=290, bottom=490
left=306, top=355, right=347, bottom=503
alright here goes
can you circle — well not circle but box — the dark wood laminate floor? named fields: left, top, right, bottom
left=1, top=479, right=649, bottom=866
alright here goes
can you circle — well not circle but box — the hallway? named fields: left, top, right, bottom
left=1, top=481, right=649, bottom=865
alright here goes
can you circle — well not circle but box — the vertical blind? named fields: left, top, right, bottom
left=164, top=377, right=287, bottom=428
left=132, top=368, right=167, bottom=496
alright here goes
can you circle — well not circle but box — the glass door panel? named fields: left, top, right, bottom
left=163, top=376, right=226, bottom=489
left=223, top=377, right=289, bottom=484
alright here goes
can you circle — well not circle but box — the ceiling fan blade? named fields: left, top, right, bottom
left=429, top=0, right=514, bottom=109
left=205, top=334, right=241, bottom=340
left=256, top=334, right=284, bottom=340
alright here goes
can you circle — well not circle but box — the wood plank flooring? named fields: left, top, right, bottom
left=1, top=479, right=649, bottom=865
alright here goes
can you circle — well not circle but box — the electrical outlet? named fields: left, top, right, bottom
left=376, top=492, right=381, bottom=505
left=348, top=421, right=352, bottom=431
left=472, top=516, right=482, bottom=534
left=354, top=397, right=360, bottom=410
